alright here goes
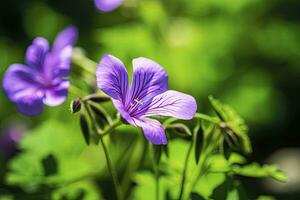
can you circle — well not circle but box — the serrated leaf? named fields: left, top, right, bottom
left=80, top=113, right=90, bottom=145
left=5, top=120, right=97, bottom=193
left=53, top=181, right=103, bottom=200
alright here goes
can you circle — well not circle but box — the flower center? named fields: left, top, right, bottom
left=128, top=98, right=144, bottom=115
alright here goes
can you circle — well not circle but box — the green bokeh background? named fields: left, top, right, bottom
left=0, top=0, right=299, bottom=199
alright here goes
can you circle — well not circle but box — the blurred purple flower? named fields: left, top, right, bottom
left=96, top=54, right=197, bottom=144
left=94, top=0, right=124, bottom=12
left=0, top=126, right=25, bottom=157
left=2, top=26, right=78, bottom=116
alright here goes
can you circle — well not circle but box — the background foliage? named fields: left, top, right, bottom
left=0, top=0, right=300, bottom=199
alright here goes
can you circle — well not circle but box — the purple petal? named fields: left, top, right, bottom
left=16, top=95, right=44, bottom=116
left=96, top=54, right=129, bottom=103
left=127, top=57, right=168, bottom=116
left=94, top=0, right=124, bottom=12
left=25, top=37, right=49, bottom=68
left=142, top=90, right=197, bottom=120
left=44, top=46, right=73, bottom=79
left=134, top=118, right=167, bottom=145
left=43, top=80, right=69, bottom=106
left=52, top=26, right=78, bottom=53
left=2, top=64, right=40, bottom=102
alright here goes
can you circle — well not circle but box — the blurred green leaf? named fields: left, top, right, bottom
left=5, top=120, right=102, bottom=195
left=231, top=163, right=287, bottom=182
left=53, top=181, right=103, bottom=200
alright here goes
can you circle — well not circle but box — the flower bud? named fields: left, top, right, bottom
left=70, top=98, right=82, bottom=113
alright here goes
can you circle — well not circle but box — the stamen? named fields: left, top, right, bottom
left=128, top=98, right=144, bottom=114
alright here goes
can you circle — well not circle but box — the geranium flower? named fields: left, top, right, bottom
left=96, top=54, right=197, bottom=144
left=2, top=26, right=78, bottom=116
left=94, top=0, right=124, bottom=12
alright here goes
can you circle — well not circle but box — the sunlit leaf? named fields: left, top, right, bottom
left=231, top=163, right=287, bottom=182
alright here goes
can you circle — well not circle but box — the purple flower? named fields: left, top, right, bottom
left=0, top=125, right=25, bottom=158
left=2, top=26, right=78, bottom=116
left=96, top=54, right=197, bottom=144
left=94, top=0, right=124, bottom=12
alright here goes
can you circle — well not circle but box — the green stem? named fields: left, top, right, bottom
left=72, top=48, right=97, bottom=74
left=154, top=161, right=160, bottom=200
left=99, top=135, right=124, bottom=200
left=151, top=145, right=160, bottom=200
left=83, top=102, right=123, bottom=200
left=178, top=139, right=193, bottom=200
left=69, top=85, right=86, bottom=97
left=194, top=113, right=220, bottom=124
left=101, top=115, right=122, bottom=136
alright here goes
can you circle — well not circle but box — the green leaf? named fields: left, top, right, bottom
left=131, top=172, right=167, bottom=200
left=231, top=163, right=287, bottom=182
left=53, top=181, right=103, bottom=200
left=257, top=196, right=276, bottom=200
left=211, top=178, right=248, bottom=200
left=193, top=172, right=226, bottom=199
left=5, top=120, right=101, bottom=193
left=80, top=113, right=90, bottom=145
left=208, top=96, right=252, bottom=154
left=194, top=119, right=203, bottom=164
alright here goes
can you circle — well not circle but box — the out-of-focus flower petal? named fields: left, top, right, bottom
left=96, top=54, right=129, bottom=102
left=52, top=26, right=78, bottom=53
left=134, top=117, right=167, bottom=145
left=16, top=93, right=44, bottom=116
left=94, top=0, right=124, bottom=12
left=2, top=64, right=40, bottom=102
left=142, top=90, right=197, bottom=120
left=25, top=37, right=49, bottom=68
left=128, top=57, right=168, bottom=114
left=0, top=126, right=25, bottom=157
left=43, top=80, right=69, bottom=106
left=44, top=46, right=73, bottom=79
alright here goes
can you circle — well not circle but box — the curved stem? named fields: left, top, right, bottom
left=150, top=144, right=160, bottom=200
left=72, top=48, right=97, bottom=75
left=83, top=102, right=123, bottom=200
left=178, top=138, right=194, bottom=200
left=69, top=85, right=86, bottom=97
left=154, top=161, right=160, bottom=200
left=194, top=113, right=220, bottom=124
left=99, top=135, right=124, bottom=200
left=101, top=115, right=122, bottom=136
